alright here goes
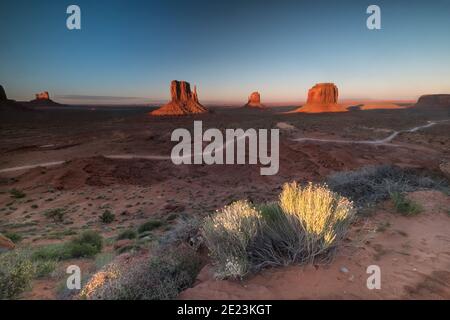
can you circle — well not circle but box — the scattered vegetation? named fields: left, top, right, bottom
left=117, top=229, right=137, bottom=240
left=138, top=220, right=163, bottom=234
left=43, top=208, right=66, bottom=223
left=390, top=192, right=422, bottom=216
left=3, top=232, right=22, bottom=243
left=32, top=231, right=103, bottom=261
left=327, top=165, right=448, bottom=209
left=0, top=249, right=57, bottom=299
left=9, top=189, right=26, bottom=199
left=100, top=210, right=115, bottom=224
left=202, top=182, right=355, bottom=279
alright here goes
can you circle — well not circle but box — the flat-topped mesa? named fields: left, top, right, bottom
left=0, top=85, right=7, bottom=101
left=151, top=80, right=208, bottom=116
left=35, top=91, right=50, bottom=100
left=291, top=83, right=345, bottom=113
left=416, top=94, right=450, bottom=107
left=244, top=91, right=265, bottom=108
left=307, top=83, right=338, bottom=105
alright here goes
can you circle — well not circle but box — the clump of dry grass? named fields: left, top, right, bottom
left=279, top=182, right=354, bottom=250
left=202, top=200, right=261, bottom=279
left=202, top=182, right=355, bottom=279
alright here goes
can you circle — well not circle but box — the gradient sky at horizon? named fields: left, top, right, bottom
left=1, top=0, right=450, bottom=104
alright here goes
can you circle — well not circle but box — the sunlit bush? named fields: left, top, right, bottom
left=202, top=200, right=261, bottom=279
left=202, top=183, right=355, bottom=279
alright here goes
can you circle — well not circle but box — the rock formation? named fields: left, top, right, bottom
left=244, top=91, right=265, bottom=108
left=306, top=83, right=339, bottom=105
left=0, top=85, right=7, bottom=101
left=292, top=83, right=346, bottom=113
left=29, top=91, right=61, bottom=106
left=151, top=80, right=208, bottom=116
left=35, top=91, right=50, bottom=100
left=416, top=94, right=450, bottom=107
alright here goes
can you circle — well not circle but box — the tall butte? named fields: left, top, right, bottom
left=151, top=80, right=208, bottom=116
left=243, top=91, right=265, bottom=109
left=292, top=83, right=346, bottom=113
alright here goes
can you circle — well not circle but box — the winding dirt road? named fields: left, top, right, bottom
left=0, top=120, right=447, bottom=174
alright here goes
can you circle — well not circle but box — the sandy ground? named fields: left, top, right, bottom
left=180, top=191, right=450, bottom=300
left=0, top=102, right=449, bottom=299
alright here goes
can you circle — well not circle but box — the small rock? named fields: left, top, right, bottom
left=340, top=267, right=349, bottom=274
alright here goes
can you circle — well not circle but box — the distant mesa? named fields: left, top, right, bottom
left=0, top=85, right=7, bottom=101
left=151, top=80, right=208, bottom=116
left=415, top=94, right=450, bottom=107
left=244, top=91, right=265, bottom=109
left=0, top=84, right=31, bottom=115
left=29, top=91, right=61, bottom=106
left=292, top=83, right=347, bottom=113
left=35, top=91, right=50, bottom=100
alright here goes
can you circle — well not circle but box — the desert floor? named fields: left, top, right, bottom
left=0, top=102, right=449, bottom=299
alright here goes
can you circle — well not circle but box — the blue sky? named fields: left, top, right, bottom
left=1, top=0, right=450, bottom=104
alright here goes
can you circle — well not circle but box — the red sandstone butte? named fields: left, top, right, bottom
left=35, top=91, right=50, bottom=100
left=244, top=91, right=265, bottom=108
left=307, top=83, right=338, bottom=105
left=416, top=94, right=450, bottom=107
left=151, top=80, right=208, bottom=116
left=292, top=83, right=346, bottom=113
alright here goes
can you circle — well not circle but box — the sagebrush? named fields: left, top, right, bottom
left=202, top=182, right=355, bottom=279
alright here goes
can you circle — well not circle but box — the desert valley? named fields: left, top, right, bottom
left=1, top=81, right=449, bottom=300
left=1, top=0, right=450, bottom=304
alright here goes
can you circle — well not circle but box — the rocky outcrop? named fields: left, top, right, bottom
left=291, top=83, right=346, bottom=113
left=244, top=91, right=265, bottom=108
left=0, top=85, right=7, bottom=101
left=0, top=233, right=15, bottom=253
left=307, top=83, right=339, bottom=105
left=35, top=91, right=50, bottom=100
left=151, top=80, right=208, bottom=116
left=29, top=91, right=61, bottom=106
left=416, top=95, right=450, bottom=107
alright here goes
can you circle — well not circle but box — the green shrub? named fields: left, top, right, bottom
left=117, top=229, right=137, bottom=240
left=3, top=232, right=22, bottom=243
left=390, top=192, right=422, bottom=216
left=34, top=259, right=57, bottom=278
left=44, top=208, right=66, bottom=223
left=138, top=220, right=163, bottom=233
left=202, top=183, right=355, bottom=279
left=32, top=231, right=103, bottom=261
left=31, top=243, right=68, bottom=261
left=100, top=210, right=115, bottom=224
left=9, top=189, right=26, bottom=199
left=327, top=165, right=448, bottom=208
left=0, top=250, right=35, bottom=299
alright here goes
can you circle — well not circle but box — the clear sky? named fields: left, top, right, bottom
left=1, top=0, right=450, bottom=104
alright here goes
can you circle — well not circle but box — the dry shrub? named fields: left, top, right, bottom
left=202, top=183, right=355, bottom=279
left=202, top=200, right=261, bottom=279
left=81, top=247, right=201, bottom=300
left=327, top=165, right=448, bottom=208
